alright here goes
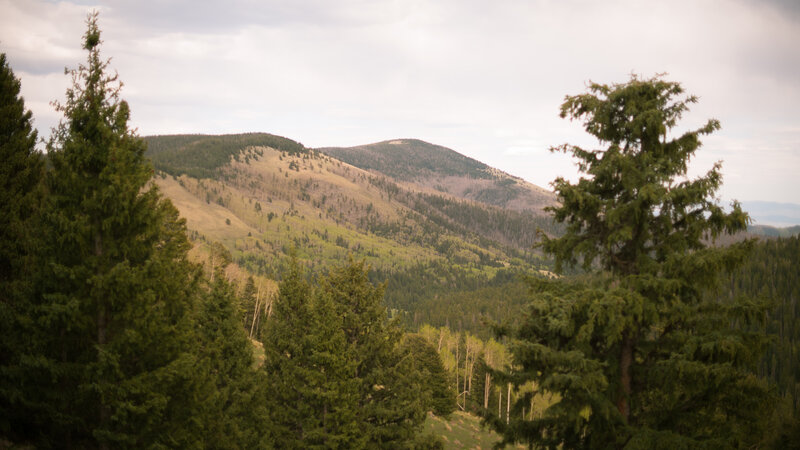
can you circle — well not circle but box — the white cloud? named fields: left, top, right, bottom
left=1, top=0, right=798, bottom=203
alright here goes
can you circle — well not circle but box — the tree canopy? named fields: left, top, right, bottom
left=493, top=75, right=773, bottom=449
left=0, top=49, right=45, bottom=442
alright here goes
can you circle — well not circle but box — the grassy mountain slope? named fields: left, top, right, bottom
left=145, top=134, right=556, bottom=331
left=318, top=139, right=557, bottom=214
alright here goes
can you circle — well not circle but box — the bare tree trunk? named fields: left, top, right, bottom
left=467, top=357, right=475, bottom=394
left=506, top=383, right=511, bottom=424
left=209, top=252, right=215, bottom=282
left=484, top=373, right=491, bottom=410
left=249, top=283, right=262, bottom=338
left=463, top=347, right=470, bottom=405
left=455, top=342, right=460, bottom=409
left=498, top=386, right=502, bottom=419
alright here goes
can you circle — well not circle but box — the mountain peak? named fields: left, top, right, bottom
left=318, top=139, right=555, bottom=214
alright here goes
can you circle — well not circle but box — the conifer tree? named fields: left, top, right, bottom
left=262, top=254, right=361, bottom=448
left=28, top=13, right=208, bottom=447
left=0, top=51, right=45, bottom=443
left=400, top=334, right=454, bottom=418
left=495, top=75, right=772, bottom=449
left=197, top=266, right=266, bottom=448
left=321, top=258, right=427, bottom=447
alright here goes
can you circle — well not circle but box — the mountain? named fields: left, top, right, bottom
left=318, top=139, right=556, bottom=214
left=144, top=133, right=558, bottom=334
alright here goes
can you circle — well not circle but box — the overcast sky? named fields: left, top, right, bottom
left=2, top=0, right=799, bottom=205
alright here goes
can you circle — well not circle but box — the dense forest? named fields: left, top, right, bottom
left=2, top=14, right=799, bottom=450
left=0, top=17, right=446, bottom=448
left=720, top=236, right=800, bottom=420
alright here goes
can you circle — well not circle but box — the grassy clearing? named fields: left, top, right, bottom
left=424, top=411, right=524, bottom=449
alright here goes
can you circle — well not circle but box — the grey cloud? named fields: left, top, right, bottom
left=105, top=0, right=407, bottom=35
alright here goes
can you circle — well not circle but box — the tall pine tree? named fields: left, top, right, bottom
left=0, top=51, right=45, bottom=444
left=494, top=75, right=772, bottom=449
left=261, top=254, right=360, bottom=448
left=321, top=258, right=428, bottom=448
left=197, top=266, right=267, bottom=449
left=29, top=13, right=208, bottom=447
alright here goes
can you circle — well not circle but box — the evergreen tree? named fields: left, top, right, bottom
left=241, top=275, right=256, bottom=328
left=261, top=255, right=315, bottom=447
left=27, top=13, right=208, bottom=447
left=0, top=51, right=45, bottom=443
left=494, top=75, right=772, bottom=449
left=261, top=255, right=360, bottom=448
left=321, top=258, right=427, bottom=448
left=400, top=334, right=454, bottom=418
left=305, top=280, right=361, bottom=448
left=197, top=267, right=266, bottom=448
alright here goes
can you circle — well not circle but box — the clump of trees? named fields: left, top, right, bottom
left=261, top=255, right=446, bottom=447
left=491, top=75, right=776, bottom=448
left=0, top=14, right=445, bottom=448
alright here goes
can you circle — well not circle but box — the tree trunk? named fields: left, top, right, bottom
left=455, top=343, right=460, bottom=409
left=484, top=372, right=491, bottom=410
left=617, top=334, right=633, bottom=423
left=506, top=383, right=511, bottom=424
left=463, top=347, right=470, bottom=405
left=249, top=284, right=261, bottom=338
left=498, top=386, right=502, bottom=419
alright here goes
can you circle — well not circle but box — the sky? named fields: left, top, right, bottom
left=1, top=0, right=799, bottom=207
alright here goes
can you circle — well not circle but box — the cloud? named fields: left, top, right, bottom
left=1, top=0, right=799, bottom=203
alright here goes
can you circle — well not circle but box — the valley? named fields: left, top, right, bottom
left=146, top=133, right=560, bottom=333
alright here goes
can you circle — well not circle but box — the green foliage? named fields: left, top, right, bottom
left=495, top=75, right=773, bottom=449
left=197, top=268, right=266, bottom=448
left=0, top=51, right=45, bottom=442
left=716, top=236, right=800, bottom=446
left=320, top=139, right=493, bottom=182
left=321, top=258, right=429, bottom=447
left=145, top=133, right=306, bottom=178
left=262, top=256, right=434, bottom=447
left=10, top=14, right=210, bottom=447
left=261, top=255, right=361, bottom=448
left=401, top=334, right=455, bottom=418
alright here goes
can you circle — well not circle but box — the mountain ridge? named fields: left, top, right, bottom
left=318, top=139, right=556, bottom=214
left=144, top=133, right=559, bottom=333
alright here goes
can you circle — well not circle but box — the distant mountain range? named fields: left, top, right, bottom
left=740, top=201, right=800, bottom=228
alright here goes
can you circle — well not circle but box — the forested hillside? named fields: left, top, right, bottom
left=4, top=13, right=799, bottom=449
left=1, top=18, right=453, bottom=448
left=319, top=139, right=557, bottom=213
left=719, top=236, right=800, bottom=420
left=144, top=133, right=559, bottom=333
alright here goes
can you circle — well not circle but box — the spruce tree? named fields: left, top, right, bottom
left=29, top=13, right=208, bottom=447
left=495, top=75, right=772, bottom=449
left=321, top=258, right=427, bottom=447
left=261, top=255, right=360, bottom=448
left=197, top=267, right=266, bottom=449
left=400, top=334, right=454, bottom=418
left=240, top=275, right=258, bottom=334
left=0, top=51, right=45, bottom=444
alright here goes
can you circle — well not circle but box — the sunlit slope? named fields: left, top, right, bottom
left=319, top=139, right=557, bottom=214
left=145, top=134, right=557, bottom=328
